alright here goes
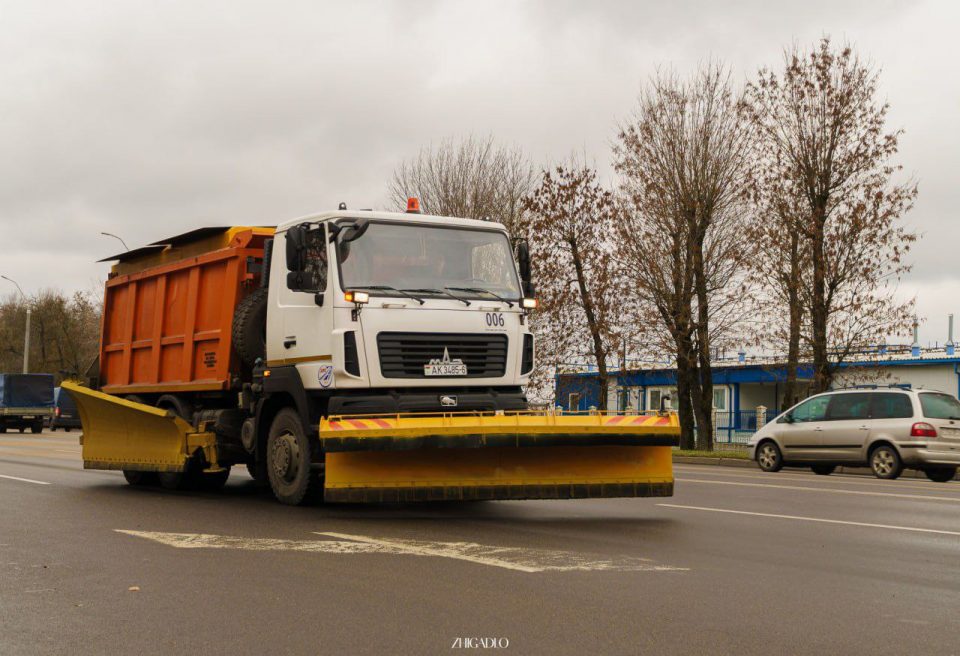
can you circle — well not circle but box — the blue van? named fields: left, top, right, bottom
left=49, top=387, right=82, bottom=431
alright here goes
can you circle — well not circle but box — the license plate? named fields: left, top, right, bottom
left=424, top=363, right=468, bottom=376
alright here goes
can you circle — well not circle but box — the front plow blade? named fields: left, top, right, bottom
left=62, top=381, right=212, bottom=473
left=320, top=412, right=678, bottom=503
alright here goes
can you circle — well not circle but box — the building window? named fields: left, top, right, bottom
left=713, top=388, right=726, bottom=410
left=568, top=393, right=581, bottom=412
left=649, top=389, right=661, bottom=411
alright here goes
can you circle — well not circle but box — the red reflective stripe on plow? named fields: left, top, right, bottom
left=328, top=421, right=344, bottom=430
left=605, top=416, right=626, bottom=425
left=370, top=418, right=392, bottom=429
left=347, top=420, right=368, bottom=429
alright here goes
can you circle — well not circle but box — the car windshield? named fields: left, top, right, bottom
left=337, top=221, right=521, bottom=300
left=919, top=393, right=960, bottom=419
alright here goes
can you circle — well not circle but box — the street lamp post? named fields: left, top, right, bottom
left=1, top=276, right=30, bottom=373
left=100, top=232, right=130, bottom=251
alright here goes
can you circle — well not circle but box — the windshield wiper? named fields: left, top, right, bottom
left=353, top=285, right=424, bottom=305
left=403, top=288, right=471, bottom=307
left=446, top=286, right=515, bottom=307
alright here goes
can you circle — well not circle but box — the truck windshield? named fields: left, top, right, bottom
left=337, top=221, right=521, bottom=300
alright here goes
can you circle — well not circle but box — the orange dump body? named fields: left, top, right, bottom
left=99, top=227, right=274, bottom=396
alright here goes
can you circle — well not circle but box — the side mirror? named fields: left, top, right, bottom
left=516, top=240, right=532, bottom=284
left=286, top=226, right=306, bottom=272
left=660, top=394, right=671, bottom=412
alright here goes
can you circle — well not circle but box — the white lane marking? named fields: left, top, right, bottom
left=0, top=473, right=50, bottom=485
left=676, top=477, right=960, bottom=503
left=116, top=530, right=687, bottom=573
left=659, top=504, right=960, bottom=536
left=318, top=531, right=687, bottom=572
left=673, top=466, right=960, bottom=493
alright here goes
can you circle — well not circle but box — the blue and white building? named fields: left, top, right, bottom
left=555, top=331, right=960, bottom=443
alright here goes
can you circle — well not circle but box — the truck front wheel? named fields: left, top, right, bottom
left=266, top=408, right=321, bottom=505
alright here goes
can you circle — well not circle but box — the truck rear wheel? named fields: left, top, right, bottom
left=233, top=287, right=268, bottom=368
left=156, top=395, right=192, bottom=423
left=266, top=408, right=322, bottom=505
left=123, top=470, right=160, bottom=486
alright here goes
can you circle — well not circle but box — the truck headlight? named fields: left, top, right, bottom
left=521, top=297, right=538, bottom=310
left=344, top=291, right=369, bottom=304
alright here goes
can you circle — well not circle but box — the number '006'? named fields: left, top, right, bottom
left=485, top=313, right=505, bottom=327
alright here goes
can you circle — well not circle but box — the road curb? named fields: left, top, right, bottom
left=673, top=455, right=936, bottom=479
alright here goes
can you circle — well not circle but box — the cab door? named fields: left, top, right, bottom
left=272, top=225, right=333, bottom=375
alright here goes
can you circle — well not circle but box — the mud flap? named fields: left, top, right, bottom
left=62, top=382, right=217, bottom=473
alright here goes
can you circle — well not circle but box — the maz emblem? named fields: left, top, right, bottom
left=424, top=347, right=468, bottom=377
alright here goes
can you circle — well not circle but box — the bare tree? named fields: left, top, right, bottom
left=0, top=289, right=102, bottom=378
left=743, top=156, right=811, bottom=408
left=615, top=65, right=755, bottom=449
left=745, top=38, right=918, bottom=393
left=520, top=164, right=624, bottom=411
left=388, top=135, right=537, bottom=235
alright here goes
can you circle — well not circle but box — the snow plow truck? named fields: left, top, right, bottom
left=63, top=201, right=679, bottom=505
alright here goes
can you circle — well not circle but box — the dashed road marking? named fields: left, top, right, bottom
left=659, top=503, right=960, bottom=536
left=116, top=530, right=688, bottom=573
left=0, top=473, right=50, bottom=485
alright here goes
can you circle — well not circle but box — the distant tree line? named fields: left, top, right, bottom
left=0, top=290, right=101, bottom=381
left=389, top=38, right=917, bottom=450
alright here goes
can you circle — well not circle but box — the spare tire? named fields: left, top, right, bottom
left=233, top=287, right=268, bottom=368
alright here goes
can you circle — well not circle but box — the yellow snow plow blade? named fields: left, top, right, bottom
left=320, top=411, right=679, bottom=503
left=62, top=381, right=217, bottom=473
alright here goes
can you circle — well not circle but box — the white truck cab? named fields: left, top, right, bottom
left=263, top=209, right=536, bottom=417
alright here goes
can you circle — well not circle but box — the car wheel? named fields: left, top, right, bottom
left=756, top=441, right=783, bottom=472
left=923, top=467, right=956, bottom=483
left=870, top=445, right=903, bottom=480
left=811, top=465, right=836, bottom=476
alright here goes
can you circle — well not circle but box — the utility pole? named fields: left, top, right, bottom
left=1, top=276, right=30, bottom=373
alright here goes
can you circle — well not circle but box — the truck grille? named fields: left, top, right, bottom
left=377, top=332, right=508, bottom=379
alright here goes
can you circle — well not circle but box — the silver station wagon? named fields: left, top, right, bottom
left=748, top=387, right=960, bottom=482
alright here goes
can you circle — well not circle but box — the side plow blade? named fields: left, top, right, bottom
left=62, top=381, right=216, bottom=473
left=320, top=412, right=679, bottom=503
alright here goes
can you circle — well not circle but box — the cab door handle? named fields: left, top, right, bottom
left=283, top=337, right=297, bottom=349
left=858, top=425, right=870, bottom=430
left=814, top=426, right=823, bottom=432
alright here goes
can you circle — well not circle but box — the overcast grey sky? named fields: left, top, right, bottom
left=1, top=0, right=957, bottom=344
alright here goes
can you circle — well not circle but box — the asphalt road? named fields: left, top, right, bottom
left=2, top=431, right=959, bottom=656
